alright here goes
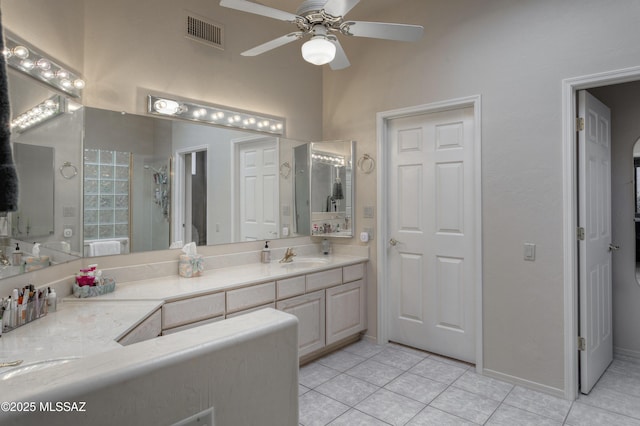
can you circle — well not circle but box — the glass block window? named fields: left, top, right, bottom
left=84, top=149, right=130, bottom=240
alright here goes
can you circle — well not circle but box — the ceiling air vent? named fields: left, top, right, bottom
left=185, top=11, right=224, bottom=50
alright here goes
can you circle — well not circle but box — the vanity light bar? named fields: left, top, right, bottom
left=147, top=95, right=285, bottom=135
left=10, top=95, right=66, bottom=133
left=311, top=152, right=345, bottom=166
left=2, top=31, right=85, bottom=98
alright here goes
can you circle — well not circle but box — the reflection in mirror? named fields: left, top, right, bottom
left=12, top=143, right=54, bottom=238
left=82, top=108, right=310, bottom=255
left=304, top=141, right=354, bottom=238
left=1, top=68, right=84, bottom=281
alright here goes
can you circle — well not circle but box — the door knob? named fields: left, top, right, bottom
left=389, top=238, right=400, bottom=246
left=608, top=243, right=620, bottom=252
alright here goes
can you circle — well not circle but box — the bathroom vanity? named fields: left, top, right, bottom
left=0, top=244, right=367, bottom=425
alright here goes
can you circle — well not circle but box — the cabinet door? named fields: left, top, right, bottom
left=326, top=279, right=366, bottom=345
left=277, top=290, right=325, bottom=357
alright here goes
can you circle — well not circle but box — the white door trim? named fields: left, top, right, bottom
left=172, top=145, right=208, bottom=245
left=562, top=65, right=640, bottom=400
left=376, top=95, right=483, bottom=373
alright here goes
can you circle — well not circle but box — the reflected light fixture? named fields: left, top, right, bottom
left=147, top=95, right=285, bottom=135
left=2, top=31, right=85, bottom=98
left=10, top=95, right=66, bottom=133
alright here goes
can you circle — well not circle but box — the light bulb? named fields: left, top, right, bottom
left=301, top=36, right=336, bottom=66
left=41, top=70, right=54, bottom=79
left=36, top=59, right=51, bottom=70
left=73, top=79, right=85, bottom=89
left=12, top=46, right=29, bottom=59
left=20, top=59, right=35, bottom=70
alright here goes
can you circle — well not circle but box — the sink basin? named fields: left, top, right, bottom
left=280, top=257, right=330, bottom=269
left=0, top=357, right=81, bottom=380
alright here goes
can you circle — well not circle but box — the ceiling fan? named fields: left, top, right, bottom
left=219, top=0, right=424, bottom=70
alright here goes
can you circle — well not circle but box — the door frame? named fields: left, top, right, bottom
left=376, top=95, right=483, bottom=373
left=172, top=145, right=209, bottom=245
left=562, top=65, right=640, bottom=400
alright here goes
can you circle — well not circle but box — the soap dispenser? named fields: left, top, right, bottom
left=322, top=238, right=331, bottom=255
left=12, top=242, right=22, bottom=266
left=261, top=241, right=271, bottom=264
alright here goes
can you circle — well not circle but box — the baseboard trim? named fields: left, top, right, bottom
left=482, top=368, right=568, bottom=400
left=614, top=347, right=640, bottom=360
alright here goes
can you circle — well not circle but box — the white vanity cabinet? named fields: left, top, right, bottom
left=277, top=290, right=326, bottom=357
left=276, top=262, right=367, bottom=359
left=151, top=260, right=366, bottom=358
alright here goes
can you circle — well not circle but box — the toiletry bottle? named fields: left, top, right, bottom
left=322, top=238, right=331, bottom=255
left=12, top=242, right=22, bottom=267
left=261, top=241, right=271, bottom=263
left=47, top=287, right=57, bottom=312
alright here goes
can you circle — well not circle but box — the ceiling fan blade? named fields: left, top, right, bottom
left=323, top=0, right=360, bottom=18
left=219, top=0, right=299, bottom=22
left=241, top=32, right=304, bottom=56
left=329, top=39, right=350, bottom=70
left=345, top=21, right=424, bottom=42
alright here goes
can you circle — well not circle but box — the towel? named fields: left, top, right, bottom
left=89, top=241, right=121, bottom=257
left=0, top=8, right=18, bottom=212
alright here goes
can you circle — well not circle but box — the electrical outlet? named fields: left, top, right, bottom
left=363, top=227, right=374, bottom=240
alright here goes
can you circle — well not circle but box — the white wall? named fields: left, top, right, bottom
left=322, top=0, right=640, bottom=394
left=591, top=82, right=640, bottom=358
left=81, top=0, right=323, bottom=141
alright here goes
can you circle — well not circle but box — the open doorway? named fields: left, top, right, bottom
left=172, top=146, right=208, bottom=246
left=563, top=68, right=640, bottom=399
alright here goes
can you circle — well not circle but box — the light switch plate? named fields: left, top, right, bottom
left=524, top=243, right=536, bottom=261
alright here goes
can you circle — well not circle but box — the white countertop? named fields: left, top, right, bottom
left=72, top=254, right=366, bottom=302
left=0, top=254, right=367, bottom=374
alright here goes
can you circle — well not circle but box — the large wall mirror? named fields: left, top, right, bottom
left=2, top=35, right=353, bottom=282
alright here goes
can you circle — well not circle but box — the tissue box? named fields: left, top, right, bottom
left=179, top=254, right=204, bottom=278
left=23, top=255, right=50, bottom=272
left=73, top=277, right=116, bottom=298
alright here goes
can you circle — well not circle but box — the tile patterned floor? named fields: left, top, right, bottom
left=299, top=340, right=640, bottom=425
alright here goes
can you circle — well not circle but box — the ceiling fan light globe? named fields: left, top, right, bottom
left=301, top=37, right=336, bottom=66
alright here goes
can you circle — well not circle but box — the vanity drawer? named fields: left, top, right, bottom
left=162, top=315, right=224, bottom=335
left=226, top=281, right=276, bottom=313
left=162, top=292, right=225, bottom=329
left=306, top=268, right=342, bottom=292
left=343, top=263, right=365, bottom=283
left=119, top=309, right=161, bottom=346
left=277, top=275, right=306, bottom=300
left=226, top=303, right=276, bottom=318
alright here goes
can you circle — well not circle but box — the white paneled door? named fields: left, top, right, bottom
left=239, top=138, right=279, bottom=241
left=578, top=90, right=613, bottom=394
left=387, top=106, right=476, bottom=363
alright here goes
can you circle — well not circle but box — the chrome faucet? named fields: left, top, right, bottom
left=279, top=248, right=296, bottom=263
